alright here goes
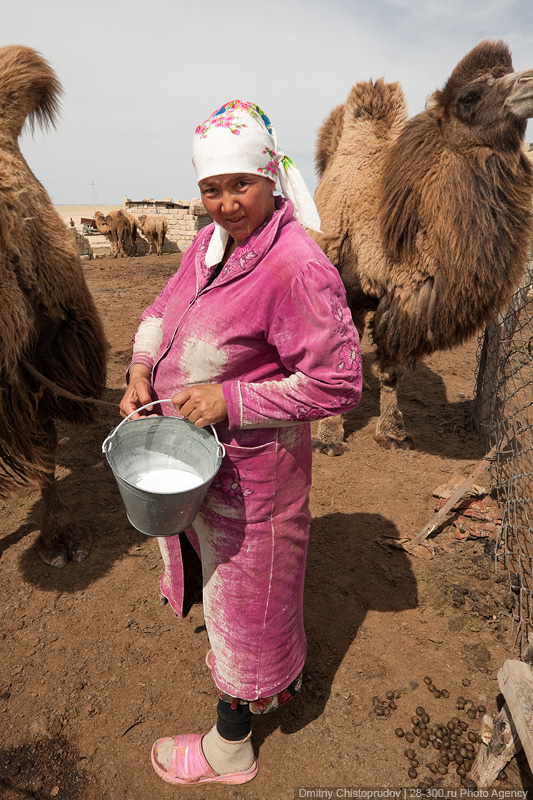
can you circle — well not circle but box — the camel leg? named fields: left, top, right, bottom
left=372, top=359, right=414, bottom=450
left=314, top=416, right=346, bottom=456
left=35, top=419, right=92, bottom=568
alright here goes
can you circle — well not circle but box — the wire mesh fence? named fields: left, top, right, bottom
left=474, top=253, right=533, bottom=654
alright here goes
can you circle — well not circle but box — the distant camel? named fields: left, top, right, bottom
left=0, top=45, right=108, bottom=566
left=94, top=210, right=116, bottom=255
left=312, top=40, right=533, bottom=455
left=94, top=209, right=136, bottom=257
left=137, top=214, right=168, bottom=255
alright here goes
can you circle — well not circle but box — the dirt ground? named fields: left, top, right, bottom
left=1, top=252, right=531, bottom=799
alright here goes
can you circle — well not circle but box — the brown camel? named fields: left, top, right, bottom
left=94, top=210, right=117, bottom=255
left=94, top=209, right=136, bottom=257
left=120, top=209, right=137, bottom=256
left=312, top=40, right=533, bottom=455
left=137, top=214, right=168, bottom=255
left=0, top=45, right=108, bottom=566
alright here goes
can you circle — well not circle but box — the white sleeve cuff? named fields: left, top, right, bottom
left=133, top=317, right=163, bottom=360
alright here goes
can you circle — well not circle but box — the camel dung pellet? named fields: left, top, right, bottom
left=460, top=721, right=468, bottom=731
left=408, top=767, right=418, bottom=779
left=416, top=706, right=425, bottom=716
left=394, top=689, right=401, bottom=698
left=413, top=726, right=422, bottom=737
left=432, top=739, right=442, bottom=750
left=410, top=758, right=419, bottom=768
left=405, top=733, right=415, bottom=743
left=419, top=738, right=429, bottom=748
left=454, top=754, right=465, bottom=765
left=468, top=731, right=478, bottom=743
left=454, top=726, right=462, bottom=736
left=404, top=748, right=416, bottom=759
left=376, top=707, right=384, bottom=716
left=395, top=728, right=405, bottom=738
left=464, top=698, right=473, bottom=707
left=386, top=691, right=394, bottom=700
left=389, top=700, right=397, bottom=710
left=464, top=758, right=473, bottom=771
left=441, top=689, right=450, bottom=698
left=451, top=716, right=460, bottom=725
left=428, top=683, right=436, bottom=693
left=462, top=678, right=471, bottom=687
left=434, top=690, right=442, bottom=698
left=459, top=746, right=469, bottom=758
left=411, top=715, right=420, bottom=726
left=467, top=708, right=477, bottom=719
left=372, top=696, right=381, bottom=706
left=477, top=704, right=486, bottom=714
left=442, top=737, right=451, bottom=749
left=428, top=763, right=438, bottom=774
left=423, top=676, right=432, bottom=685
left=421, top=713, right=430, bottom=724
left=428, top=732, right=436, bottom=741
left=456, top=696, right=465, bottom=706
left=447, top=720, right=455, bottom=730
left=425, top=778, right=434, bottom=788
left=440, top=754, right=450, bottom=766
left=461, top=778, right=477, bottom=790
left=383, top=707, right=391, bottom=717
left=437, top=764, right=448, bottom=775
left=435, top=728, right=444, bottom=739
left=457, top=700, right=465, bottom=710
left=457, top=766, right=467, bottom=778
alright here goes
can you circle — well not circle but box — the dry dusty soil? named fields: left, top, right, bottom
left=1, top=252, right=532, bottom=799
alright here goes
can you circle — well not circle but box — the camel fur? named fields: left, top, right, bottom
left=312, top=40, right=533, bottom=454
left=0, top=45, right=108, bottom=566
left=136, top=214, right=168, bottom=255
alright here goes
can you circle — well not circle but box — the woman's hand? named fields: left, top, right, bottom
left=172, top=384, right=228, bottom=428
left=119, top=364, right=153, bottom=418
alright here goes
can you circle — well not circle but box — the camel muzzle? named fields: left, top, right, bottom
left=505, top=68, right=533, bottom=117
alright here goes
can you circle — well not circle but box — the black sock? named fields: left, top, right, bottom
left=216, top=698, right=252, bottom=741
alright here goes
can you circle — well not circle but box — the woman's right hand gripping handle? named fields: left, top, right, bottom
left=119, top=364, right=154, bottom=419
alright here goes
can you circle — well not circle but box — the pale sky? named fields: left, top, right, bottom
left=4, top=0, right=533, bottom=204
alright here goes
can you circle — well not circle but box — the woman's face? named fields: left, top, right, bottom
left=198, top=173, right=275, bottom=246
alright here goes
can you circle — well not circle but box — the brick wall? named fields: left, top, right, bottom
left=124, top=198, right=212, bottom=254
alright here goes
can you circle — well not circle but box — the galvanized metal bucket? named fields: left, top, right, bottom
left=102, top=400, right=225, bottom=537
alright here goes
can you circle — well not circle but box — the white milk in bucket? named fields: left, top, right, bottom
left=133, top=458, right=204, bottom=493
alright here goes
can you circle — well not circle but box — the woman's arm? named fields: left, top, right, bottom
left=222, top=261, right=363, bottom=429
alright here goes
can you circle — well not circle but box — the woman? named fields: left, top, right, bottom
left=120, top=100, right=362, bottom=786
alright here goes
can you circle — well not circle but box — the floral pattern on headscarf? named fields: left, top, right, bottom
left=195, top=100, right=272, bottom=140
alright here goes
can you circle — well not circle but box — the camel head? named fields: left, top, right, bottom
left=425, top=40, right=533, bottom=151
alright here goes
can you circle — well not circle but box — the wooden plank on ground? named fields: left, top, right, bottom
left=498, top=659, right=533, bottom=771
left=469, top=706, right=520, bottom=787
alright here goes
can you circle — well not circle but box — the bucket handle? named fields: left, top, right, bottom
left=102, top=398, right=226, bottom=459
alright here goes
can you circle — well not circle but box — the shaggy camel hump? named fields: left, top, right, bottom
left=314, top=79, right=406, bottom=178
left=0, top=45, right=61, bottom=139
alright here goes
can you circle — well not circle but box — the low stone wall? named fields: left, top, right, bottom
left=124, top=198, right=212, bottom=254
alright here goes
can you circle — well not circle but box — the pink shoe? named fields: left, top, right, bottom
left=151, top=733, right=258, bottom=785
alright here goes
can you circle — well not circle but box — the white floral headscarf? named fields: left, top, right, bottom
left=192, top=100, right=321, bottom=267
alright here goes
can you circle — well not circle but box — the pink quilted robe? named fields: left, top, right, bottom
left=131, top=198, right=362, bottom=700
